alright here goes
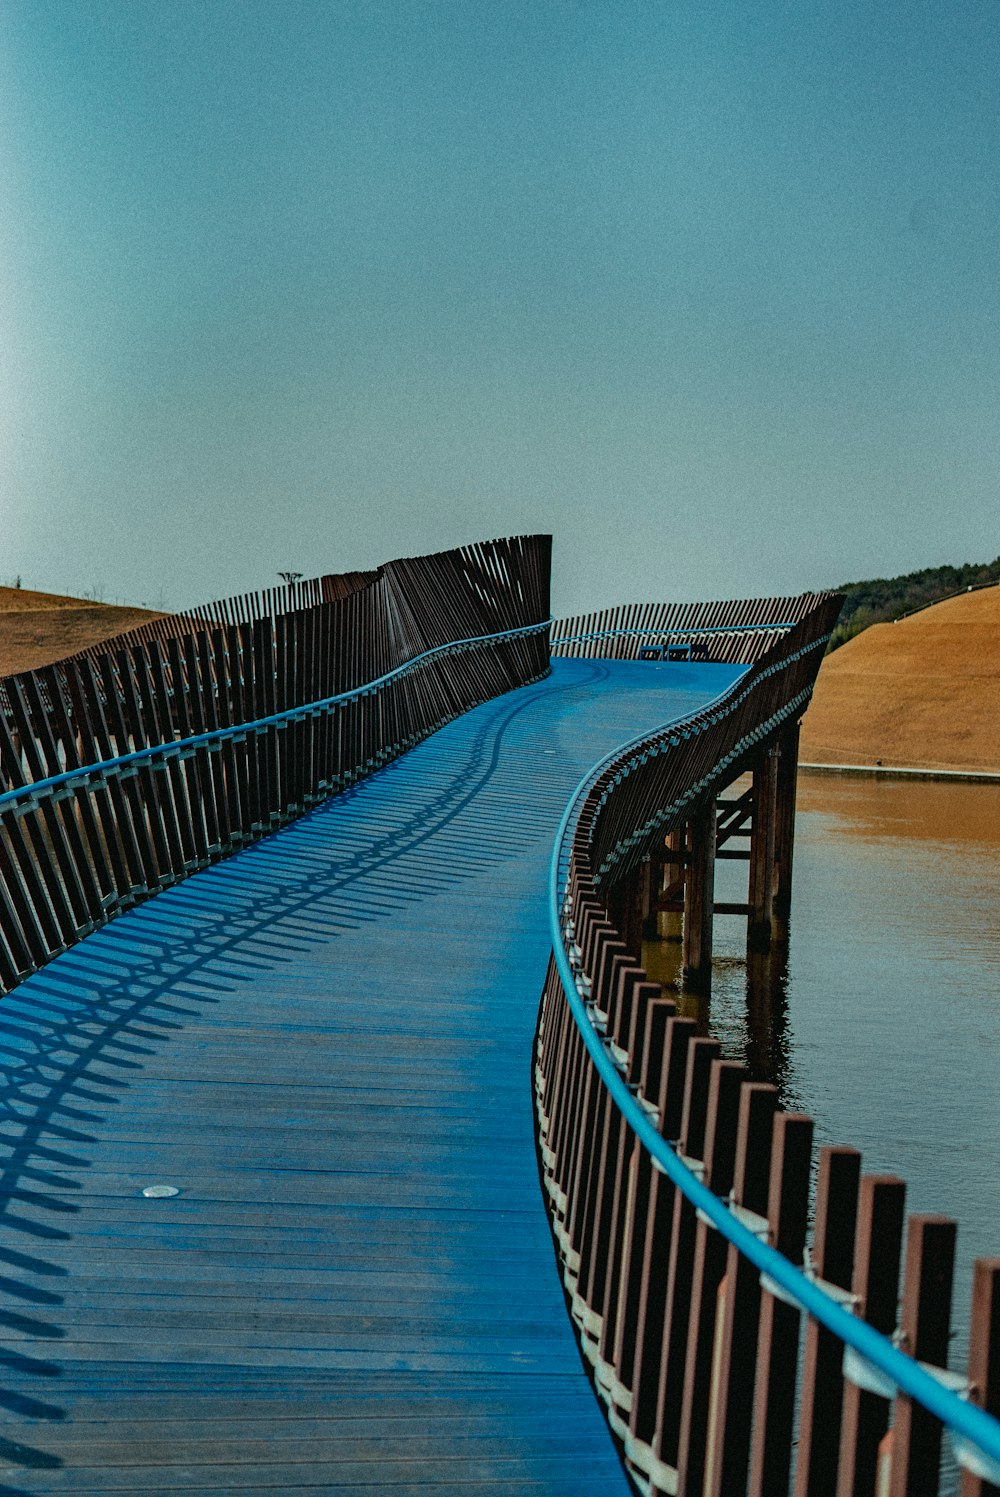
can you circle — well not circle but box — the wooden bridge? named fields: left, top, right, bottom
left=0, top=536, right=996, bottom=1497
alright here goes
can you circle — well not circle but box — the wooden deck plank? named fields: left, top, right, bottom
left=0, top=659, right=743, bottom=1493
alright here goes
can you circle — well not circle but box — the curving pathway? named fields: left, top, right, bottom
left=0, top=658, right=743, bottom=1496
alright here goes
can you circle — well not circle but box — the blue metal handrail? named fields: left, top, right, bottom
left=551, top=621, right=798, bottom=649
left=0, top=618, right=552, bottom=816
left=546, top=698, right=1000, bottom=1484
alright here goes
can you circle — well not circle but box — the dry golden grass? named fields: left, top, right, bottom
left=800, top=584, right=1000, bottom=772
left=0, top=587, right=167, bottom=677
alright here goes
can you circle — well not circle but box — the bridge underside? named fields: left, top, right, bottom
left=0, top=658, right=743, bottom=1495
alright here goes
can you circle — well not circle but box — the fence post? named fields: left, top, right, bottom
left=676, top=1059, right=748, bottom=1495
left=747, top=1111, right=814, bottom=1497
left=961, top=1258, right=1000, bottom=1497
left=650, top=1036, right=721, bottom=1480
left=795, top=1145, right=862, bottom=1497
left=836, top=1175, right=907, bottom=1497
left=705, top=1081, right=779, bottom=1497
left=628, top=1016, right=698, bottom=1450
left=600, top=995, right=675, bottom=1419
left=888, top=1214, right=957, bottom=1497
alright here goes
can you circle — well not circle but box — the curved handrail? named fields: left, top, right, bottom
left=545, top=689, right=1000, bottom=1481
left=0, top=618, right=552, bottom=816
left=551, top=621, right=798, bottom=649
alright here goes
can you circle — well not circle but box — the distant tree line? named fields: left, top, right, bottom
left=827, top=557, right=1000, bottom=651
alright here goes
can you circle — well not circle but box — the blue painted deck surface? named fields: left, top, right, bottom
left=0, top=659, right=743, bottom=1496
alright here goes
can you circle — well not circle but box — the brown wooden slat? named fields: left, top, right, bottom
left=705, top=1081, right=779, bottom=1497
left=676, top=1059, right=748, bottom=1495
left=836, top=1176, right=907, bottom=1497
left=747, top=1111, right=815, bottom=1497
left=890, top=1214, right=957, bottom=1497
left=962, top=1259, right=1000, bottom=1497
left=794, top=1145, right=862, bottom=1497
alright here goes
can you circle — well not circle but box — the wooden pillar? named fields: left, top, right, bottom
left=748, top=747, right=778, bottom=953
left=604, top=875, right=636, bottom=961
left=612, top=858, right=660, bottom=958
left=772, top=719, right=800, bottom=941
left=683, top=799, right=716, bottom=991
left=659, top=828, right=685, bottom=941
left=638, top=854, right=657, bottom=940
left=622, top=868, right=644, bottom=958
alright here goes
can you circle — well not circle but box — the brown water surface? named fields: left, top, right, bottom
left=797, top=771, right=1000, bottom=846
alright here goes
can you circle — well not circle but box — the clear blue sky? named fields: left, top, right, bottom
left=2, top=0, right=998, bottom=615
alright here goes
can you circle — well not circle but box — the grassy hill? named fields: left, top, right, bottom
left=0, top=587, right=167, bottom=677
left=828, top=558, right=1000, bottom=650
left=801, top=583, right=1000, bottom=772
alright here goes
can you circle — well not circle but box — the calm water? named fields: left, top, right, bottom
left=647, top=773, right=1000, bottom=1468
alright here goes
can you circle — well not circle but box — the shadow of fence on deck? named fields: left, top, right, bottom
left=0, top=667, right=605, bottom=1485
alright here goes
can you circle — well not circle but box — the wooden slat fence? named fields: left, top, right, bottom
left=62, top=568, right=379, bottom=668
left=536, top=594, right=1000, bottom=1496
left=551, top=594, right=831, bottom=663
left=0, top=534, right=552, bottom=997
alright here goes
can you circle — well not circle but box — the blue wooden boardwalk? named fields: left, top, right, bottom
left=0, top=658, right=743, bottom=1496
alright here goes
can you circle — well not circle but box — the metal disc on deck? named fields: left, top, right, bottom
left=141, top=1185, right=180, bottom=1198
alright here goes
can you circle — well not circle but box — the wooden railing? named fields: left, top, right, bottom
left=0, top=534, right=552, bottom=996
left=551, top=594, right=833, bottom=664
left=536, top=597, right=1000, bottom=1496
left=5, top=546, right=997, bottom=1492
left=61, top=566, right=379, bottom=668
